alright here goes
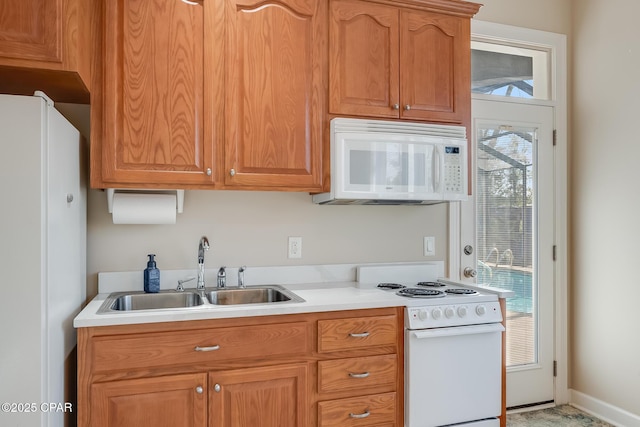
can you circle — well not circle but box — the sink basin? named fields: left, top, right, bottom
left=205, top=285, right=305, bottom=306
left=98, top=291, right=205, bottom=313
left=97, top=285, right=304, bottom=313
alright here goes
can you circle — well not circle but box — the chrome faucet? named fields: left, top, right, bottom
left=197, top=236, right=210, bottom=290
left=217, top=266, right=226, bottom=288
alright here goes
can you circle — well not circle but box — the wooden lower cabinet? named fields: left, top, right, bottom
left=210, top=364, right=308, bottom=427
left=78, top=308, right=403, bottom=427
left=318, top=393, right=397, bottom=427
left=90, top=373, right=207, bottom=427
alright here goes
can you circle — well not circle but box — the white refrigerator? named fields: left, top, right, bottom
left=0, top=92, right=86, bottom=427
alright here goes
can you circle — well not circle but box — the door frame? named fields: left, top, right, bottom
left=448, top=20, right=568, bottom=405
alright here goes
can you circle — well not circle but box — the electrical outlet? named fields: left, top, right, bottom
left=288, top=236, right=302, bottom=259
left=424, top=236, right=435, bottom=256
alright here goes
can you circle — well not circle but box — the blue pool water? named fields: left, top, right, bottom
left=478, top=268, right=533, bottom=314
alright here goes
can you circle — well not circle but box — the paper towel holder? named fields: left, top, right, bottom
left=106, top=189, right=185, bottom=214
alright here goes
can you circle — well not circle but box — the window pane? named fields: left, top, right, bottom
left=475, top=124, right=537, bottom=367
left=471, top=40, right=550, bottom=100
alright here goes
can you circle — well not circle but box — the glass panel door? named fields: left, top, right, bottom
left=461, top=99, right=554, bottom=407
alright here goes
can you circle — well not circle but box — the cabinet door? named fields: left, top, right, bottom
left=223, top=0, right=324, bottom=190
left=0, top=0, right=90, bottom=102
left=399, top=10, right=470, bottom=124
left=91, top=373, right=207, bottom=427
left=0, top=0, right=60, bottom=62
left=99, top=0, right=214, bottom=186
left=329, top=0, right=399, bottom=118
left=210, top=364, right=308, bottom=427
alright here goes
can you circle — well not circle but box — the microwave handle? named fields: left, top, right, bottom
left=433, top=146, right=442, bottom=192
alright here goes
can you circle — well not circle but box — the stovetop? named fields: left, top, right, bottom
left=357, top=263, right=502, bottom=328
left=371, top=279, right=494, bottom=304
left=356, top=262, right=496, bottom=302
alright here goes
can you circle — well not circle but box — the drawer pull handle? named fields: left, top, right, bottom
left=194, top=345, right=220, bottom=352
left=349, top=371, right=370, bottom=379
left=349, top=332, right=370, bottom=338
left=195, top=386, right=203, bottom=394
left=349, top=410, right=371, bottom=419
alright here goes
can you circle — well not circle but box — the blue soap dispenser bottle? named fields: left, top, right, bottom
left=144, top=254, right=160, bottom=293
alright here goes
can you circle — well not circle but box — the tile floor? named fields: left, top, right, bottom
left=507, top=405, right=613, bottom=426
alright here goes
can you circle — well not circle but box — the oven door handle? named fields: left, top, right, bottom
left=411, top=323, right=504, bottom=339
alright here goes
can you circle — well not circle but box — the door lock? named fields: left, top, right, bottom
left=463, top=267, right=477, bottom=278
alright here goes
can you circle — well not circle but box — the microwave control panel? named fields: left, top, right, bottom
left=443, top=146, right=464, bottom=194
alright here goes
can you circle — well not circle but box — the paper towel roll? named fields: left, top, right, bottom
left=111, top=193, right=177, bottom=224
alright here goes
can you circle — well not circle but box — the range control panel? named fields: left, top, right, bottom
left=406, top=301, right=502, bottom=329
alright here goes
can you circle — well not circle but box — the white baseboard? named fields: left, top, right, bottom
left=570, top=389, right=640, bottom=427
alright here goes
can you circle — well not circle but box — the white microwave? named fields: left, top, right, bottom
left=312, top=118, right=468, bottom=205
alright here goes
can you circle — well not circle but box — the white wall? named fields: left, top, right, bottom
left=474, top=0, right=571, bottom=34
left=85, top=189, right=448, bottom=295
left=571, top=0, right=640, bottom=418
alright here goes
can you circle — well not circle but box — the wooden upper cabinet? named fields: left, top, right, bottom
left=0, top=0, right=90, bottom=102
left=222, top=0, right=325, bottom=191
left=329, top=0, right=399, bottom=118
left=329, top=0, right=480, bottom=125
left=400, top=10, right=470, bottom=123
left=93, top=0, right=214, bottom=188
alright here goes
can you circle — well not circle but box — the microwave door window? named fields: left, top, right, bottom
left=384, top=143, right=403, bottom=189
left=348, top=149, right=395, bottom=192
left=347, top=142, right=432, bottom=195
left=407, top=145, right=430, bottom=192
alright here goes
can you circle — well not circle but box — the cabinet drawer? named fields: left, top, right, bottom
left=92, top=322, right=309, bottom=372
left=318, top=392, right=396, bottom=427
left=318, top=355, right=397, bottom=394
left=318, top=315, right=397, bottom=352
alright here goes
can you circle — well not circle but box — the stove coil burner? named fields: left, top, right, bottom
left=445, top=288, right=479, bottom=295
left=396, top=288, right=446, bottom=298
left=416, top=281, right=445, bottom=288
left=377, top=283, right=406, bottom=290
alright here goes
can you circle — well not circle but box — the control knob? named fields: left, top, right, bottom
left=476, top=305, right=487, bottom=316
left=431, top=308, right=442, bottom=320
left=418, top=309, right=428, bottom=321
left=444, top=307, right=455, bottom=318
left=457, top=306, right=468, bottom=317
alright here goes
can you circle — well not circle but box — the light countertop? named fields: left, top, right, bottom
left=73, top=282, right=408, bottom=328
left=74, top=262, right=514, bottom=328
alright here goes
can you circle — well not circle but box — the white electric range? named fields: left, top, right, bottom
left=357, top=263, right=504, bottom=427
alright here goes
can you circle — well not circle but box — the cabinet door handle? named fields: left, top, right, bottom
left=181, top=0, right=203, bottom=5
left=195, top=386, right=203, bottom=394
left=349, top=410, right=371, bottom=419
left=349, top=332, right=370, bottom=338
left=214, top=384, right=221, bottom=392
left=194, top=345, right=220, bottom=352
left=404, top=104, right=411, bottom=111
left=206, top=168, right=212, bottom=176
left=348, top=371, right=370, bottom=379
left=392, top=103, right=400, bottom=110
left=229, top=168, right=236, bottom=177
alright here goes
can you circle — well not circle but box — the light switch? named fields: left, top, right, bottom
left=424, top=236, right=435, bottom=256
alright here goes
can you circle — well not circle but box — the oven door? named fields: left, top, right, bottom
left=405, top=323, right=504, bottom=427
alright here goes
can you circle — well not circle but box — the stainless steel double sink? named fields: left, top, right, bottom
left=97, top=285, right=305, bottom=314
